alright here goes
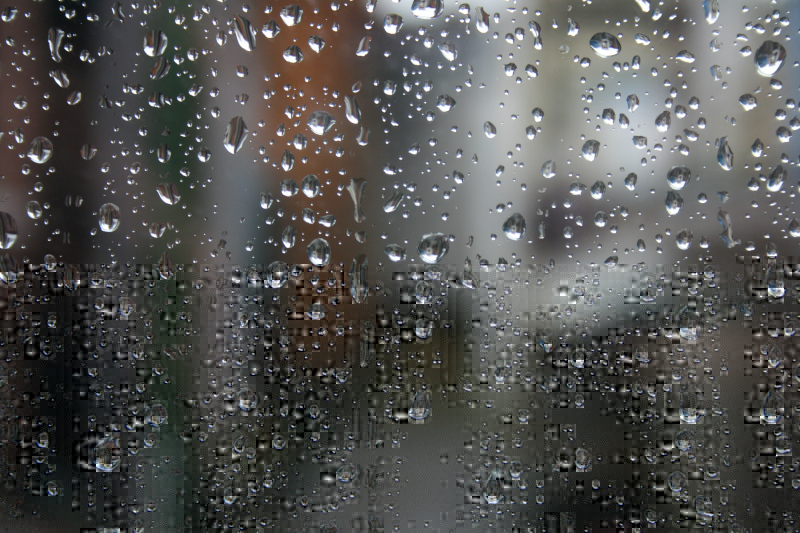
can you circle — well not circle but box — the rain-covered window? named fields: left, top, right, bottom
left=0, top=0, right=798, bottom=530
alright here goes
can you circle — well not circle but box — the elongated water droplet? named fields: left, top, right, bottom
left=301, top=174, right=321, bottom=198
left=47, top=27, right=65, bottom=63
left=349, top=254, right=368, bottom=303
left=28, top=136, right=53, bottom=164
left=717, top=209, right=740, bottom=248
left=232, top=15, right=256, bottom=51
left=589, top=32, right=621, bottom=57
left=150, top=57, right=170, bottom=80
left=475, top=6, right=490, bottom=33
left=0, top=212, right=18, bottom=249
left=702, top=0, right=719, bottom=24
left=502, top=213, right=526, bottom=241
left=98, top=203, right=121, bottom=232
left=383, top=190, right=404, bottom=213
left=143, top=29, right=167, bottom=57
left=767, top=165, right=786, bottom=192
left=344, top=95, right=361, bottom=124
left=281, top=226, right=296, bottom=249
left=281, top=150, right=294, bottom=171
left=408, top=390, right=432, bottom=420
left=307, top=238, right=332, bottom=267
left=156, top=183, right=180, bottom=205
left=346, top=178, right=367, bottom=223
left=760, top=388, right=784, bottom=424
left=356, top=36, right=372, bottom=57
left=755, top=40, right=786, bottom=77
left=224, top=116, right=248, bottom=154
left=675, top=50, right=695, bottom=63
left=717, top=136, right=733, bottom=170
left=418, top=233, right=449, bottom=264
left=482, top=471, right=504, bottom=504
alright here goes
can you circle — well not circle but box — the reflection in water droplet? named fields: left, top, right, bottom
left=666, top=166, right=691, bottom=190
left=232, top=15, right=257, bottom=51
left=717, top=136, right=734, bottom=170
left=0, top=213, right=18, bottom=250
left=28, top=136, right=54, bottom=164
left=502, top=213, right=526, bottom=241
left=418, top=233, right=449, bottom=264
left=98, top=203, right=121, bottom=233
left=589, top=32, right=621, bottom=57
left=143, top=29, right=168, bottom=57
left=676, top=229, right=693, bottom=250
left=156, top=183, right=180, bottom=205
left=47, top=27, right=65, bottom=63
left=754, top=40, right=786, bottom=77
left=581, top=140, right=600, bottom=161
left=307, top=238, right=332, bottom=267
left=385, top=244, right=407, bottom=262
left=280, top=4, right=303, bottom=26
left=665, top=191, right=683, bottom=216
left=411, top=0, right=443, bottom=19
left=308, top=111, right=336, bottom=135
left=224, top=116, right=248, bottom=154
left=702, top=0, right=719, bottom=23
left=383, top=14, right=404, bottom=34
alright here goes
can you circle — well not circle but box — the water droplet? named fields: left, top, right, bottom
left=668, top=471, right=687, bottom=493
left=98, top=203, right=121, bottom=232
left=581, top=139, right=600, bottom=161
left=350, top=254, right=368, bottom=303
left=655, top=110, right=671, bottom=132
left=411, top=0, right=443, bottom=19
left=0, top=213, right=18, bottom=250
left=145, top=403, right=168, bottom=428
left=232, top=15, right=257, bottom=51
left=679, top=389, right=702, bottom=423
left=266, top=261, right=289, bottom=288
left=484, top=121, right=497, bottom=138
left=282, top=44, right=304, bottom=63
left=502, top=213, right=527, bottom=241
left=674, top=429, right=695, bottom=451
left=307, top=238, right=332, bottom=267
left=308, top=35, right=325, bottom=52
left=754, top=40, right=786, bottom=77
left=716, top=137, right=734, bottom=170
left=344, top=95, right=361, bottom=124
left=281, top=226, right=297, bottom=249
left=589, top=32, right=621, bottom=58
left=438, top=41, right=457, bottom=61
left=156, top=182, right=180, bottom=205
left=408, top=390, right=432, bottom=420
left=666, top=166, right=691, bottom=190
left=336, top=464, right=357, bottom=483
left=356, top=36, right=372, bottom=57
left=262, top=20, right=280, bottom=38
left=301, top=174, right=321, bottom=198
left=418, top=233, right=449, bottom=264
left=475, top=6, right=490, bottom=33
left=383, top=190, right=405, bottom=213
left=482, top=471, right=504, bottom=504
left=279, top=4, right=303, bottom=26
left=26, top=201, right=42, bottom=220
left=436, top=94, right=456, bottom=112
left=665, top=191, right=683, bottom=216
left=47, top=27, right=65, bottom=63
left=383, top=14, right=404, bottom=34
left=308, top=111, right=336, bottom=135
left=676, top=229, right=693, bottom=250
left=702, top=0, right=719, bottom=23
left=767, top=165, right=786, bottom=192
left=143, top=29, right=167, bottom=57
left=575, top=448, right=591, bottom=470
left=238, top=389, right=258, bottom=411
left=28, top=136, right=53, bottom=164
left=346, top=178, right=367, bottom=223
left=717, top=209, right=740, bottom=248
left=541, top=160, right=556, bottom=179
left=223, top=116, right=248, bottom=154
left=94, top=436, right=121, bottom=472
left=385, top=244, right=407, bottom=262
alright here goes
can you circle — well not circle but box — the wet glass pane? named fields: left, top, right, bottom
left=0, top=0, right=798, bottom=530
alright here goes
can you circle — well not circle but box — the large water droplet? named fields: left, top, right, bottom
left=383, top=14, right=404, bottom=34
left=666, top=166, right=691, bottom=190
left=308, top=111, right=336, bottom=135
left=408, top=390, right=432, bottom=420
left=411, top=0, right=443, bottom=19
left=232, top=15, right=257, bottom=51
left=281, top=225, right=297, bottom=248
left=475, top=6, right=490, bottom=33
left=307, top=238, right=332, bottom=267
left=346, top=178, right=367, bottom=223
left=223, top=116, right=248, bottom=154
left=156, top=182, right=180, bottom=205
left=716, top=136, right=734, bottom=170
left=581, top=139, right=600, bottom=161
left=676, top=229, right=693, bottom=250
left=589, top=32, right=621, bottom=58
left=0, top=213, right=18, bottom=249
left=383, top=190, right=405, bottom=213
left=760, top=388, right=784, bottom=424
left=143, top=29, right=168, bottom=57
left=47, top=27, right=65, bottom=63
left=266, top=261, right=289, bottom=288
left=502, top=213, right=527, bottom=241
left=418, top=233, right=449, bottom=264
left=28, top=136, right=53, bottom=164
left=279, top=4, right=303, bottom=26
left=767, top=165, right=786, bottom=192
left=282, top=44, right=304, bottom=63
left=665, top=191, right=683, bottom=216
left=344, top=95, right=361, bottom=124
left=349, top=254, right=368, bottom=304
left=385, top=244, right=407, bottom=262
left=702, top=0, right=719, bottom=24
left=301, top=174, right=321, bottom=198
left=679, top=390, right=701, bottom=423
left=655, top=110, right=671, bottom=132
left=754, top=40, right=786, bottom=77
left=482, top=471, right=504, bottom=504
left=98, top=203, right=121, bottom=232
left=94, top=436, right=121, bottom=472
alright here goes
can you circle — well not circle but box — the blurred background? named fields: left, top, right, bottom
left=0, top=0, right=799, bottom=531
